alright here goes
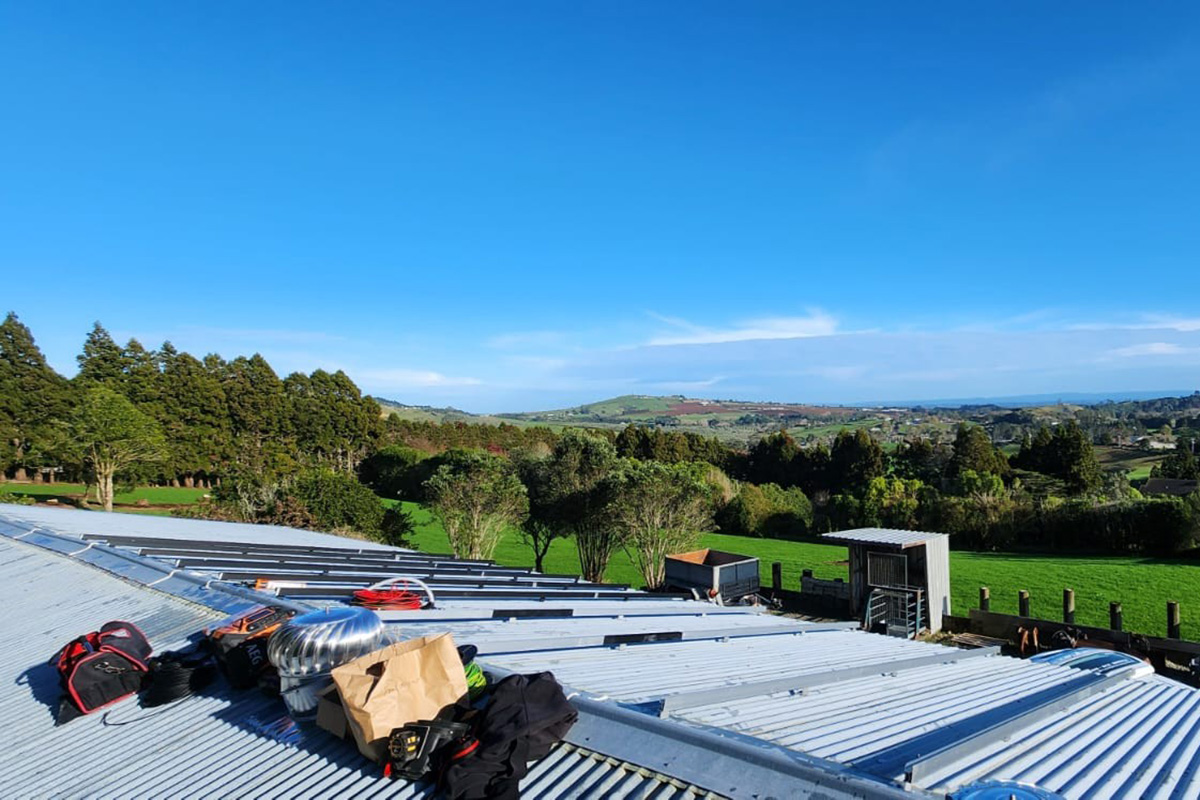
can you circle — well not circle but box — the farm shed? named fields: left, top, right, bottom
left=4, top=504, right=1200, bottom=799
left=822, top=527, right=952, bottom=635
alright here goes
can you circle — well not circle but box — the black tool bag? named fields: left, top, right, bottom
left=441, top=671, right=577, bottom=800
left=208, top=605, right=294, bottom=689
left=51, top=621, right=152, bottom=724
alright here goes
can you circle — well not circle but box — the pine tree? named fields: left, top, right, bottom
left=0, top=313, right=74, bottom=480
left=76, top=322, right=127, bottom=386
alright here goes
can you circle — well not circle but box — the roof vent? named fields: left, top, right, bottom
left=951, top=781, right=1065, bottom=800
left=268, top=606, right=384, bottom=719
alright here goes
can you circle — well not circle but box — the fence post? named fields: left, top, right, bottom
left=1063, top=589, right=1075, bottom=624
left=1019, top=590, right=1031, bottom=618
left=979, top=587, right=990, bottom=612
left=772, top=562, right=782, bottom=592
left=1168, top=602, right=1181, bottom=639
left=1110, top=602, right=1123, bottom=632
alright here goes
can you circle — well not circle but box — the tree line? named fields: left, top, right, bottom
left=1, top=314, right=382, bottom=512
left=6, top=311, right=1198, bottom=573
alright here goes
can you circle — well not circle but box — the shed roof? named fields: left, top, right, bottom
left=4, top=503, right=1200, bottom=799
left=822, top=527, right=950, bottom=548
left=1142, top=477, right=1199, bottom=497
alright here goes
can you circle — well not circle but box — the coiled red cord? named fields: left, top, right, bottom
left=352, top=582, right=425, bottom=610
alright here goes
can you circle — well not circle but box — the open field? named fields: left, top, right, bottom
left=1095, top=445, right=1162, bottom=480
left=399, top=501, right=1200, bottom=638
left=0, top=482, right=208, bottom=506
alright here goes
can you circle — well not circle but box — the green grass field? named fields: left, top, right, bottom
left=1095, top=445, right=1161, bottom=480
left=399, top=501, right=1200, bottom=638
left=0, top=482, right=208, bottom=506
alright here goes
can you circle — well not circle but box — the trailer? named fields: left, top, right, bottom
left=665, top=549, right=760, bottom=602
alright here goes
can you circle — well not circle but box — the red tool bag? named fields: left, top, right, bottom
left=51, top=621, right=152, bottom=724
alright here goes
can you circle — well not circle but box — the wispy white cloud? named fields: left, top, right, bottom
left=486, top=330, right=567, bottom=349
left=1072, top=315, right=1200, bottom=333
left=647, top=310, right=838, bottom=346
left=641, top=376, right=726, bottom=392
left=115, top=325, right=348, bottom=346
left=1108, top=342, right=1187, bottom=358
left=356, top=368, right=482, bottom=389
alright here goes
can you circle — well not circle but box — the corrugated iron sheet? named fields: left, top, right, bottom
left=0, top=502, right=398, bottom=551
left=0, top=535, right=724, bottom=799
left=822, top=528, right=949, bottom=547
left=6, top=505, right=1200, bottom=799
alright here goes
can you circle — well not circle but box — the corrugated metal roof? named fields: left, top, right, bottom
left=5, top=504, right=1200, bottom=799
left=822, top=527, right=949, bottom=548
left=0, top=502, right=400, bottom=550
left=0, top=533, right=724, bottom=800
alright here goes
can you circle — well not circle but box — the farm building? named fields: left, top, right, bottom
left=822, top=528, right=952, bottom=635
left=4, top=503, right=1200, bottom=799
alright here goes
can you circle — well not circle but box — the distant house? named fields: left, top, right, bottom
left=1142, top=478, right=1199, bottom=497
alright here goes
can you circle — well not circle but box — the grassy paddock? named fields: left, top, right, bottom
left=0, top=482, right=209, bottom=506
left=399, top=501, right=1200, bottom=638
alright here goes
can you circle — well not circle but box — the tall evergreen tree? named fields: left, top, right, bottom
left=75, top=322, right=127, bottom=386
left=160, top=352, right=231, bottom=486
left=829, top=428, right=886, bottom=495
left=947, top=423, right=1009, bottom=480
left=0, top=313, right=73, bottom=479
left=222, top=354, right=289, bottom=473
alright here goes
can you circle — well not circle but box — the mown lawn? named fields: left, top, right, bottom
left=399, top=501, right=1200, bottom=638
left=0, top=482, right=209, bottom=505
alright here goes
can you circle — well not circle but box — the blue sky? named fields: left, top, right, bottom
left=3, top=2, right=1199, bottom=411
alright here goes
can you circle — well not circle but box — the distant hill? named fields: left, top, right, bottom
left=374, top=390, right=1200, bottom=449
left=372, top=397, right=536, bottom=427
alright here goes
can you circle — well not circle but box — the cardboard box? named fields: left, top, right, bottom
left=315, top=683, right=349, bottom=740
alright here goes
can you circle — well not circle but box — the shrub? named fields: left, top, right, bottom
left=294, top=469, right=384, bottom=535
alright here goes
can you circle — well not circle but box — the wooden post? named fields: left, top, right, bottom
left=1168, top=602, right=1181, bottom=639
left=772, top=562, right=782, bottom=592
left=1018, top=590, right=1030, bottom=618
left=979, top=587, right=990, bottom=612
left=1110, top=602, right=1123, bottom=632
left=1063, top=589, right=1075, bottom=624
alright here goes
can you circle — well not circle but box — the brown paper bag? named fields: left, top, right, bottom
left=331, top=633, right=468, bottom=763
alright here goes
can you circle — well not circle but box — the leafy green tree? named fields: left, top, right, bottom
left=718, top=482, right=813, bottom=539
left=0, top=312, right=74, bottom=480
left=747, top=430, right=798, bottom=486
left=862, top=476, right=923, bottom=529
left=379, top=506, right=415, bottom=547
left=425, top=450, right=529, bottom=560
left=1013, top=423, right=1101, bottom=494
left=947, top=423, right=1009, bottom=481
left=1152, top=439, right=1199, bottom=480
left=892, top=438, right=949, bottom=483
left=65, top=387, right=166, bottom=511
left=829, top=429, right=885, bottom=494
left=359, top=444, right=428, bottom=499
left=606, top=460, right=714, bottom=589
left=294, top=469, right=386, bottom=535
left=540, top=430, right=622, bottom=582
left=512, top=449, right=567, bottom=573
